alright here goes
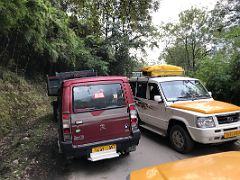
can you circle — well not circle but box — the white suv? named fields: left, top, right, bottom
left=129, top=71, right=240, bottom=153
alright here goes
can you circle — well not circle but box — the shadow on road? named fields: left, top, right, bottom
left=52, top=153, right=132, bottom=180
left=140, top=127, right=240, bottom=157
left=50, top=127, right=240, bottom=180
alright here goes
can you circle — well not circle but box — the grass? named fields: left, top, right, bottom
left=0, top=67, right=57, bottom=179
left=0, top=67, right=51, bottom=139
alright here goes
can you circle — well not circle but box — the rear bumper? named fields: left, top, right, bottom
left=61, top=129, right=141, bottom=157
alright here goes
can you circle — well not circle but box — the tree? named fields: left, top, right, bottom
left=0, top=0, right=160, bottom=76
left=193, top=0, right=240, bottom=105
left=160, top=7, right=211, bottom=72
left=59, top=0, right=160, bottom=75
left=211, top=0, right=240, bottom=104
left=194, top=52, right=231, bottom=102
left=160, top=45, right=187, bottom=68
left=0, top=0, right=101, bottom=75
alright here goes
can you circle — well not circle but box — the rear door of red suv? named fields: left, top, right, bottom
left=70, top=80, right=131, bottom=147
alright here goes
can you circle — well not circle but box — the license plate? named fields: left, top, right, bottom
left=92, top=144, right=117, bottom=153
left=224, top=130, right=240, bottom=138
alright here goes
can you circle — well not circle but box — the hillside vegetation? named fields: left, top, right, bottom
left=0, top=68, right=50, bottom=138
left=0, top=68, right=57, bottom=179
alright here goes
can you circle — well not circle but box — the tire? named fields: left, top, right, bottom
left=121, top=150, right=130, bottom=156
left=223, top=139, right=238, bottom=146
left=169, top=125, right=194, bottom=153
left=122, top=145, right=136, bottom=155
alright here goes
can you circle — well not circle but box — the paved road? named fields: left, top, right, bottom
left=53, top=128, right=239, bottom=180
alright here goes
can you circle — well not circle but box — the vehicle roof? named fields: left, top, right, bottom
left=63, top=76, right=128, bottom=87
left=130, top=76, right=198, bottom=83
left=130, top=151, right=240, bottom=180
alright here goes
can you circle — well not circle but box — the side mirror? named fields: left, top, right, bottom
left=154, top=95, right=163, bottom=103
left=208, top=92, right=212, bottom=97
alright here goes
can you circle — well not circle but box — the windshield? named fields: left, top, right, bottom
left=73, top=83, right=125, bottom=112
left=160, top=80, right=211, bottom=102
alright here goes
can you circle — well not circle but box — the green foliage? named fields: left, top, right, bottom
left=0, top=0, right=159, bottom=76
left=67, top=0, right=159, bottom=75
left=194, top=0, right=240, bottom=104
left=0, top=68, right=50, bottom=139
left=194, top=50, right=240, bottom=105
left=159, top=2, right=240, bottom=105
left=160, top=7, right=211, bottom=72
left=194, top=53, right=231, bottom=102
left=161, top=45, right=188, bottom=70
left=228, top=53, right=240, bottom=104
left=0, top=0, right=27, bottom=34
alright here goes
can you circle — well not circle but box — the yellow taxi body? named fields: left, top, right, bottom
left=130, top=151, right=240, bottom=180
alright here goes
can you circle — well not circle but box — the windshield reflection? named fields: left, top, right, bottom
left=160, top=80, right=211, bottom=102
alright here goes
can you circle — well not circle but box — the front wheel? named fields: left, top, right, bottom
left=222, top=139, right=238, bottom=147
left=169, top=125, right=194, bottom=153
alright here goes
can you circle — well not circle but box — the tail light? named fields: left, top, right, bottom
left=129, top=104, right=138, bottom=130
left=62, top=113, right=71, bottom=141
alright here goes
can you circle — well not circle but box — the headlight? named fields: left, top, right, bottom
left=196, top=117, right=215, bottom=128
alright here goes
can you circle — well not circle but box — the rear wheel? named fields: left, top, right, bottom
left=122, top=145, right=136, bottom=155
left=169, top=125, right=194, bottom=153
left=121, top=150, right=130, bottom=156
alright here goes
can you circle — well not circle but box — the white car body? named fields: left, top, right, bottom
left=129, top=76, right=240, bottom=146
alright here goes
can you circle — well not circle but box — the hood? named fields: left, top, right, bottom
left=130, top=151, right=240, bottom=180
left=170, top=100, right=240, bottom=114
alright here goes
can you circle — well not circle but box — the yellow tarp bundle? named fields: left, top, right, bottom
left=142, top=64, right=184, bottom=77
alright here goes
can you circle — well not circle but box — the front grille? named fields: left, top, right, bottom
left=216, top=113, right=239, bottom=124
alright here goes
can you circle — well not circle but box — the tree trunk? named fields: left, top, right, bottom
left=0, top=36, right=10, bottom=61
left=191, top=39, right=196, bottom=72
left=184, top=36, right=190, bottom=70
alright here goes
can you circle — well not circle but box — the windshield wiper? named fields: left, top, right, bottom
left=174, top=94, right=209, bottom=102
left=195, top=95, right=211, bottom=99
left=176, top=96, right=191, bottom=101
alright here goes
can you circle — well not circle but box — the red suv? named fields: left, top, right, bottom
left=47, top=70, right=140, bottom=161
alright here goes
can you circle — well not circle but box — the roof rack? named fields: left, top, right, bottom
left=131, top=71, right=143, bottom=77
left=131, top=64, right=184, bottom=77
left=47, top=70, right=97, bottom=96
left=55, top=70, right=97, bottom=79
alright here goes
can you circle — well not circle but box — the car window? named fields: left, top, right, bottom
left=130, top=81, right=136, bottom=95
left=148, top=83, right=160, bottom=100
left=73, top=83, right=125, bottom=112
left=160, top=80, right=210, bottom=102
left=136, top=82, right=147, bottom=99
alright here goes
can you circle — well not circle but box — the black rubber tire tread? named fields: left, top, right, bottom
left=223, top=139, right=238, bottom=145
left=123, top=151, right=130, bottom=156
left=169, top=125, right=194, bottom=154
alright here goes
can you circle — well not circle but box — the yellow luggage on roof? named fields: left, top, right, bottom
left=142, top=64, right=184, bottom=77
